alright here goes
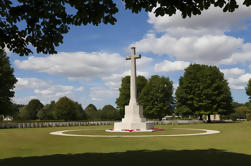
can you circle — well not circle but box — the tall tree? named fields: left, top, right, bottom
left=101, top=105, right=120, bottom=120
left=1, top=0, right=249, bottom=56
left=175, top=64, right=233, bottom=122
left=53, top=96, right=86, bottom=121
left=139, top=75, right=174, bottom=120
left=246, top=79, right=251, bottom=102
left=0, top=49, right=17, bottom=115
left=19, top=99, right=44, bottom=120
left=116, top=75, right=147, bottom=117
left=37, top=101, right=56, bottom=120
left=85, top=104, right=98, bottom=112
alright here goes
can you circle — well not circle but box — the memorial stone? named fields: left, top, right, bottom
left=113, top=47, right=154, bottom=131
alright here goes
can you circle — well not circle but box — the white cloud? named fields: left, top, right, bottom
left=221, top=67, right=245, bottom=78
left=219, top=43, right=251, bottom=65
left=15, top=51, right=153, bottom=87
left=15, top=78, right=48, bottom=89
left=131, top=0, right=251, bottom=65
left=15, top=51, right=127, bottom=80
left=90, top=87, right=117, bottom=101
left=102, top=70, right=150, bottom=90
left=132, top=33, right=243, bottom=64
left=130, top=0, right=251, bottom=66
left=13, top=96, right=38, bottom=105
left=219, top=67, right=249, bottom=90
left=14, top=77, right=84, bottom=104
left=137, top=56, right=153, bottom=66
left=226, top=73, right=251, bottom=90
left=155, top=60, right=190, bottom=72
left=239, top=73, right=251, bottom=82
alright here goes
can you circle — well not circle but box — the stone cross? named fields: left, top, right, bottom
left=126, top=47, right=141, bottom=106
left=112, top=47, right=154, bottom=131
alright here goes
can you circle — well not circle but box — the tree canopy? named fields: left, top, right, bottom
left=19, top=99, right=44, bottom=120
left=1, top=0, right=251, bottom=56
left=139, top=75, right=174, bottom=120
left=116, top=75, right=147, bottom=117
left=175, top=64, right=233, bottom=120
left=0, top=49, right=17, bottom=115
left=100, top=105, right=120, bottom=120
left=85, top=104, right=98, bottom=112
left=246, top=79, right=251, bottom=102
left=37, top=101, right=56, bottom=120
left=53, top=96, right=86, bottom=121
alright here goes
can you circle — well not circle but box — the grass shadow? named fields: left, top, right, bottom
left=1, top=149, right=250, bottom=166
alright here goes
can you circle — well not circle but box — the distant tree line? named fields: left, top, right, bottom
left=4, top=97, right=120, bottom=121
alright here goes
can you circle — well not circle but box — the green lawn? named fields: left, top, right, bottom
left=0, top=122, right=251, bottom=166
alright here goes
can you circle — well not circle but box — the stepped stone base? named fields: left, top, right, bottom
left=112, top=104, right=154, bottom=132
left=114, top=121, right=154, bottom=131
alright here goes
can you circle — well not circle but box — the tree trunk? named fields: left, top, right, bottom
left=207, top=114, right=211, bottom=123
left=199, top=115, right=203, bottom=120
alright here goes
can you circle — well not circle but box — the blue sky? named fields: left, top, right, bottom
left=8, top=1, right=251, bottom=109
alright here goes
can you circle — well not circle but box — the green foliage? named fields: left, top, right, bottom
left=116, top=76, right=130, bottom=117
left=226, top=103, right=251, bottom=121
left=0, top=0, right=118, bottom=56
left=85, top=104, right=120, bottom=121
left=232, top=102, right=243, bottom=109
left=0, top=49, right=17, bottom=115
left=246, top=113, right=251, bottom=121
left=175, top=106, right=193, bottom=117
left=85, top=104, right=98, bottom=120
left=175, top=64, right=233, bottom=117
left=123, top=0, right=244, bottom=18
left=139, top=75, right=174, bottom=120
left=6, top=103, right=22, bottom=120
left=136, top=76, right=148, bottom=98
left=116, top=75, right=147, bottom=117
left=37, top=101, right=56, bottom=120
left=246, top=79, right=251, bottom=102
left=85, top=104, right=98, bottom=112
left=235, top=106, right=251, bottom=118
left=53, top=97, right=86, bottom=121
left=18, top=99, right=43, bottom=120
left=100, top=105, right=120, bottom=120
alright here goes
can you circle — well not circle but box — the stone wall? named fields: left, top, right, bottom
left=0, top=120, right=203, bottom=129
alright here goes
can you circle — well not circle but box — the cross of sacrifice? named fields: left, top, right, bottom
left=126, top=47, right=141, bottom=106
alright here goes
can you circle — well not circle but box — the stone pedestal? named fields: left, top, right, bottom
left=114, top=104, right=154, bottom=131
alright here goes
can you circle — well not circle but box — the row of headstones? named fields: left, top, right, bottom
left=0, top=120, right=203, bottom=129
left=151, top=120, right=203, bottom=125
left=0, top=121, right=115, bottom=129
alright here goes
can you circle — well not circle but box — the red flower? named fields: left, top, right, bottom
left=152, top=128, right=163, bottom=131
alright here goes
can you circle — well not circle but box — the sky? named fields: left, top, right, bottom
left=8, top=0, right=251, bottom=109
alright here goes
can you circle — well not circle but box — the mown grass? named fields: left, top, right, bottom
left=0, top=122, right=251, bottom=165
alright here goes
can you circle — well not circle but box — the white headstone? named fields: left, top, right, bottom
left=113, top=47, right=154, bottom=131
